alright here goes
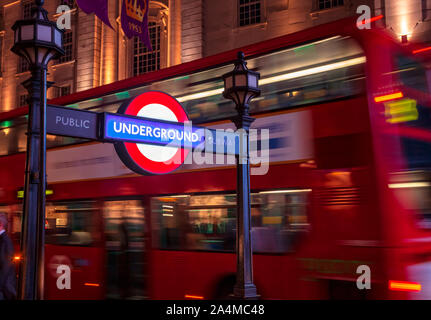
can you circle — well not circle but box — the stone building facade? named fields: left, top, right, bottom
left=0, top=0, right=430, bottom=113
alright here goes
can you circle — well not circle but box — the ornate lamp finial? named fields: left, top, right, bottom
left=236, top=51, right=247, bottom=70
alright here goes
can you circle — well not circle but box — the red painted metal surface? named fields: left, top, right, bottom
left=44, top=245, right=105, bottom=300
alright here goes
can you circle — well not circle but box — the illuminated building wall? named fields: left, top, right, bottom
left=203, top=0, right=374, bottom=57
left=376, top=0, right=431, bottom=44
left=6, top=1, right=431, bottom=113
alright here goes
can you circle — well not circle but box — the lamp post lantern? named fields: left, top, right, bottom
left=222, top=51, right=260, bottom=299
left=11, top=0, right=64, bottom=300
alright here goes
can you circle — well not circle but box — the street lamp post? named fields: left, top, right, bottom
left=11, top=0, right=64, bottom=300
left=222, top=51, right=260, bottom=299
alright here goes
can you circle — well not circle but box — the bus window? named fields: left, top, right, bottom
left=0, top=204, right=22, bottom=242
left=390, top=171, right=431, bottom=229
left=397, top=55, right=429, bottom=93
left=151, top=194, right=236, bottom=251
left=256, top=190, right=310, bottom=252
left=151, top=191, right=310, bottom=253
left=387, top=54, right=431, bottom=228
left=45, top=201, right=99, bottom=246
left=10, top=205, right=22, bottom=243
left=0, top=117, right=27, bottom=156
left=102, top=199, right=147, bottom=299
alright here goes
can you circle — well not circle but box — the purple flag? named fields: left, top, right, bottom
left=121, top=0, right=152, bottom=51
left=76, top=0, right=113, bottom=29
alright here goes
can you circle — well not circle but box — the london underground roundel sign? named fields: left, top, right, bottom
left=113, top=91, right=190, bottom=175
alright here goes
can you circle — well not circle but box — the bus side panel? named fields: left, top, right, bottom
left=150, top=250, right=235, bottom=299
left=44, top=244, right=105, bottom=299
left=150, top=250, right=293, bottom=300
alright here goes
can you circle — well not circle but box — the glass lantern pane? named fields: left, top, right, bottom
left=235, top=74, right=247, bottom=86
left=21, top=25, right=34, bottom=41
left=37, top=24, right=52, bottom=42
left=248, top=73, right=258, bottom=89
left=54, top=29, right=62, bottom=48
left=224, top=75, right=233, bottom=91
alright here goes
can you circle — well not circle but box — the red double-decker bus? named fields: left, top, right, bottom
left=1, top=17, right=431, bottom=300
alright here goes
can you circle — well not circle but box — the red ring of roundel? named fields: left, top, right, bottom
left=122, top=91, right=190, bottom=174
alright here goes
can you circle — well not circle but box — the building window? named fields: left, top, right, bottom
left=58, top=30, right=73, bottom=63
left=133, top=22, right=161, bottom=76
left=318, top=0, right=344, bottom=10
left=56, top=85, right=71, bottom=98
left=19, top=94, right=29, bottom=107
left=18, top=56, right=30, bottom=73
left=239, top=0, right=261, bottom=27
left=0, top=7, right=4, bottom=32
left=0, top=36, right=3, bottom=77
left=22, top=1, right=33, bottom=19
left=59, top=0, right=76, bottom=8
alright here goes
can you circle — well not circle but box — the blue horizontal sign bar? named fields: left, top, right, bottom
left=103, top=113, right=239, bottom=155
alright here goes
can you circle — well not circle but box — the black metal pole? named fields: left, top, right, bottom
left=19, top=66, right=44, bottom=300
left=232, top=113, right=258, bottom=299
left=36, top=66, right=48, bottom=300
left=12, top=0, right=63, bottom=300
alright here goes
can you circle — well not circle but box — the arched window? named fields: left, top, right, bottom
left=317, top=0, right=344, bottom=10
left=239, top=0, right=262, bottom=27
left=59, top=0, right=76, bottom=9
left=129, top=1, right=168, bottom=76
left=133, top=22, right=161, bottom=75
left=58, top=30, right=74, bottom=63
left=22, top=0, right=33, bottom=19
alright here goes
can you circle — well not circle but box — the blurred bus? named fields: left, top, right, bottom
left=1, top=17, right=431, bottom=299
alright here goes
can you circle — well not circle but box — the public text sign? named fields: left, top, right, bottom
left=47, top=105, right=98, bottom=140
